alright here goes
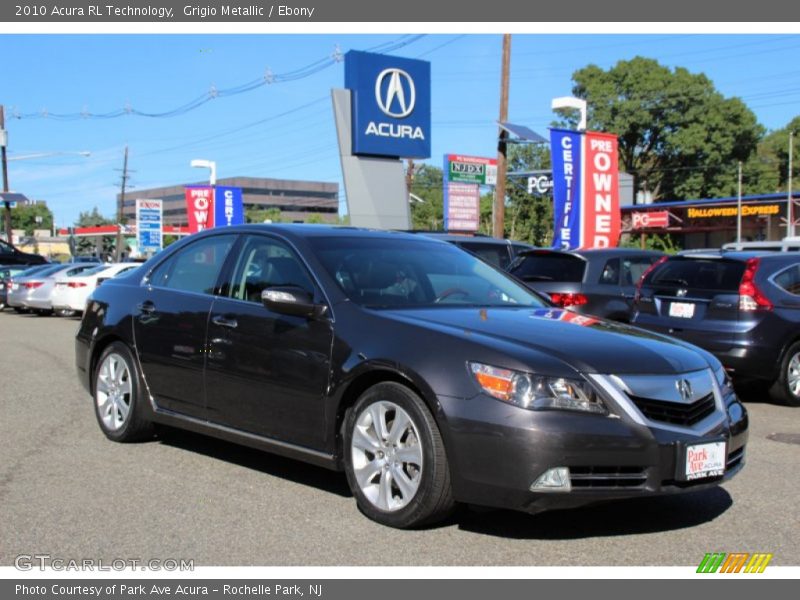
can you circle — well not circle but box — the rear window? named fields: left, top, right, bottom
left=647, top=258, right=745, bottom=292
left=456, top=242, right=511, bottom=269
left=509, top=253, right=586, bottom=283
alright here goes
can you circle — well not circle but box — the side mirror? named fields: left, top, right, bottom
left=261, top=286, right=328, bottom=319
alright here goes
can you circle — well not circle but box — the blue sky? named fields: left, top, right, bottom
left=1, top=33, right=799, bottom=227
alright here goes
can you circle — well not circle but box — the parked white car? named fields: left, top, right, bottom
left=51, top=263, right=141, bottom=316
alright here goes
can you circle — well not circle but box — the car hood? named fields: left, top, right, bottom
left=378, top=306, right=710, bottom=375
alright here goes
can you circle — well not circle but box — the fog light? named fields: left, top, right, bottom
left=530, top=467, right=572, bottom=492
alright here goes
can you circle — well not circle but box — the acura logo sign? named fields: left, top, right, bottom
left=375, top=68, right=416, bottom=118
left=677, top=379, right=693, bottom=403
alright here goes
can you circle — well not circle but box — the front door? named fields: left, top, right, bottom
left=204, top=234, right=333, bottom=449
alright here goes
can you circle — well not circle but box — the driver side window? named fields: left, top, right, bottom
left=223, top=235, right=315, bottom=303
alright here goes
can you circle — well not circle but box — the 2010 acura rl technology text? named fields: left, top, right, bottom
left=76, top=225, right=748, bottom=528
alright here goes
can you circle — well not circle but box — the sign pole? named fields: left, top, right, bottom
left=1, top=105, right=12, bottom=244
left=737, top=161, right=743, bottom=244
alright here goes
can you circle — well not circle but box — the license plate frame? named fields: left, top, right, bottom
left=678, top=440, right=727, bottom=481
left=669, top=301, right=695, bottom=318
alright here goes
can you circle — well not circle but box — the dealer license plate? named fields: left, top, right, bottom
left=685, top=441, right=726, bottom=480
left=669, top=302, right=695, bottom=318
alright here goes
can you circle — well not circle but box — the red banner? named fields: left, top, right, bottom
left=582, top=132, right=621, bottom=248
left=185, top=186, right=215, bottom=233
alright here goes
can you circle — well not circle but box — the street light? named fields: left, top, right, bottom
left=190, top=159, right=217, bottom=186
left=551, top=96, right=587, bottom=131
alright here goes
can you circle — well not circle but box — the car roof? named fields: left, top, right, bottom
left=410, top=231, right=521, bottom=245
left=518, top=247, right=664, bottom=259
left=668, top=250, right=800, bottom=262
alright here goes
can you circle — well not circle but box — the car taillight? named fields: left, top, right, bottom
left=23, top=281, right=44, bottom=289
left=634, top=255, right=669, bottom=303
left=549, top=292, right=589, bottom=308
left=67, top=282, right=88, bottom=288
left=739, top=257, right=773, bottom=311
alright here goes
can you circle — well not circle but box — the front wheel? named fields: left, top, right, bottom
left=93, top=342, right=155, bottom=441
left=343, top=382, right=454, bottom=528
left=770, top=341, right=800, bottom=407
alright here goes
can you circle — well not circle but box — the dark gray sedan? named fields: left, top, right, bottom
left=76, top=226, right=745, bottom=528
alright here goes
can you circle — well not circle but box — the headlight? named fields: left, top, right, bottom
left=714, top=365, right=735, bottom=399
left=468, top=362, right=607, bottom=414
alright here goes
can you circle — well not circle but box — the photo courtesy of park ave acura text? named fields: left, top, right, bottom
left=0, top=27, right=798, bottom=572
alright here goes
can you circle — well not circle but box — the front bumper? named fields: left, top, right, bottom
left=437, top=389, right=747, bottom=515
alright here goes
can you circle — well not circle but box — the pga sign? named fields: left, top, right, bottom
left=345, top=50, right=431, bottom=158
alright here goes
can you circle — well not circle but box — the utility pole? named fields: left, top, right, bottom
left=789, top=130, right=795, bottom=238
left=1, top=105, right=11, bottom=244
left=736, top=161, right=743, bottom=245
left=114, top=145, right=130, bottom=261
left=493, top=33, right=511, bottom=239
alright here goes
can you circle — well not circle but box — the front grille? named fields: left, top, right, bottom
left=570, top=466, right=648, bottom=488
left=629, top=392, right=716, bottom=426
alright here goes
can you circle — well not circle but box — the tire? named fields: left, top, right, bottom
left=343, top=382, right=454, bottom=528
left=56, top=308, right=77, bottom=318
left=93, top=342, right=155, bottom=442
left=13, top=306, right=27, bottom=314
left=769, top=341, right=800, bottom=407
left=34, top=309, right=53, bottom=317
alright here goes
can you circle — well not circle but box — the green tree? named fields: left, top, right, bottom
left=73, top=207, right=114, bottom=257
left=755, top=115, right=800, bottom=192
left=409, top=164, right=444, bottom=230
left=11, top=202, right=53, bottom=236
left=246, top=206, right=282, bottom=223
left=569, top=57, right=763, bottom=201
left=502, top=143, right=554, bottom=245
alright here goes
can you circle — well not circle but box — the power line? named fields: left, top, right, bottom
left=7, top=35, right=427, bottom=122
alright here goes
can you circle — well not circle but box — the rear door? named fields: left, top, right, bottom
left=634, top=256, right=744, bottom=351
left=133, top=233, right=237, bottom=419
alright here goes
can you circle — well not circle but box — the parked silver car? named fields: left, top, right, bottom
left=13, top=263, right=100, bottom=315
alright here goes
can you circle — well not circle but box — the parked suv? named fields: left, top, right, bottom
left=416, top=232, right=532, bottom=269
left=508, top=248, right=665, bottom=321
left=631, top=251, right=800, bottom=405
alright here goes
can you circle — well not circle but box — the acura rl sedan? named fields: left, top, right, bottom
left=76, top=225, right=747, bottom=528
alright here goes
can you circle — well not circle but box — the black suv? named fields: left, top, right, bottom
left=631, top=251, right=800, bottom=405
left=416, top=232, right=532, bottom=270
left=508, top=248, right=665, bottom=321
left=0, top=239, right=48, bottom=266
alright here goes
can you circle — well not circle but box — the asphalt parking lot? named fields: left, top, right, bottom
left=1, top=311, right=798, bottom=566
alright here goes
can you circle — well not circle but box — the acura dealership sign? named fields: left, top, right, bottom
left=345, top=50, right=431, bottom=158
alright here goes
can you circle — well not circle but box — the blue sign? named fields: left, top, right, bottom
left=214, top=186, right=245, bottom=228
left=550, top=128, right=584, bottom=250
left=136, top=199, right=163, bottom=252
left=345, top=50, right=431, bottom=159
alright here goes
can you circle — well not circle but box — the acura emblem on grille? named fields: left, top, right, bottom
left=677, top=379, right=693, bottom=402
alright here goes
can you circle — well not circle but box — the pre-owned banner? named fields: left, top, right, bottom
left=184, top=186, right=215, bottom=233
left=550, top=128, right=621, bottom=250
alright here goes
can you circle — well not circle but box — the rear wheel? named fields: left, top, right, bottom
left=93, top=342, right=155, bottom=441
left=343, top=382, right=454, bottom=528
left=770, top=341, right=800, bottom=407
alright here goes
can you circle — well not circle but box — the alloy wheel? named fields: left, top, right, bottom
left=96, top=353, right=133, bottom=431
left=350, top=401, right=423, bottom=512
left=787, top=353, right=800, bottom=398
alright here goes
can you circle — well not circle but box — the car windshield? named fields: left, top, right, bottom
left=80, top=265, right=113, bottom=277
left=309, top=236, right=547, bottom=309
left=25, top=265, right=64, bottom=278
left=509, top=252, right=586, bottom=283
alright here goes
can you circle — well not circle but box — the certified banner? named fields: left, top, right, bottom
left=214, top=186, right=245, bottom=228
left=550, top=129, right=583, bottom=249
left=184, top=186, right=215, bottom=233
left=550, top=128, right=621, bottom=249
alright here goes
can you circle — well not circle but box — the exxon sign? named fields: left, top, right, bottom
left=345, top=50, right=431, bottom=159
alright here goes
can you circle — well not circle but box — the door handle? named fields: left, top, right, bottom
left=137, top=301, right=155, bottom=314
left=212, top=315, right=238, bottom=329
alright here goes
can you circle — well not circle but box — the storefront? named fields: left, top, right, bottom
left=621, top=192, right=800, bottom=250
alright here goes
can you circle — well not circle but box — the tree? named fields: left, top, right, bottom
left=11, top=202, right=53, bottom=236
left=755, top=115, right=800, bottom=192
left=74, top=206, right=115, bottom=257
left=569, top=57, right=763, bottom=201
left=409, top=164, right=444, bottom=230
left=246, top=206, right=282, bottom=223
